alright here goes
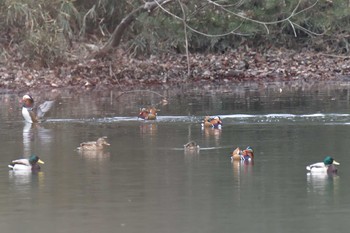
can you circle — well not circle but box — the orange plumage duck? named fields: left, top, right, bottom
left=138, top=107, right=158, bottom=120
left=202, top=116, right=222, bottom=129
left=231, top=146, right=254, bottom=161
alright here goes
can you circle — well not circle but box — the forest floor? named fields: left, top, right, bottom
left=1, top=46, right=349, bottom=93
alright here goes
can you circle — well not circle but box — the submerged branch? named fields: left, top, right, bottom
left=115, top=90, right=168, bottom=100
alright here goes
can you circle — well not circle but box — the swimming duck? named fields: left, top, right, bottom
left=201, top=116, right=222, bottom=129
left=21, top=94, right=55, bottom=123
left=77, top=137, right=111, bottom=151
left=138, top=107, right=158, bottom=120
left=231, top=147, right=242, bottom=161
left=306, top=156, right=340, bottom=173
left=231, top=146, right=254, bottom=161
left=8, top=155, right=44, bottom=171
left=184, top=141, right=200, bottom=151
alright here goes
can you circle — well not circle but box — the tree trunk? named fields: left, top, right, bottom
left=92, top=0, right=173, bottom=58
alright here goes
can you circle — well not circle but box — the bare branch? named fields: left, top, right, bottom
left=204, top=0, right=321, bottom=35
left=288, top=20, right=297, bottom=37
left=177, top=0, right=190, bottom=77
left=154, top=0, right=251, bottom=37
left=292, top=22, right=325, bottom=36
left=153, top=0, right=321, bottom=38
left=186, top=23, right=251, bottom=37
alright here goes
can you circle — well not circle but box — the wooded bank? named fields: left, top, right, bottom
left=0, top=0, right=349, bottom=90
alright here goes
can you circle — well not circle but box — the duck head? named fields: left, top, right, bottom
left=96, top=137, right=111, bottom=147
left=149, top=108, right=158, bottom=115
left=22, top=94, right=34, bottom=108
left=138, top=108, right=148, bottom=119
left=323, top=156, right=339, bottom=166
left=242, top=146, right=254, bottom=160
left=245, top=146, right=254, bottom=153
left=213, top=116, right=222, bottom=123
left=28, top=155, right=44, bottom=165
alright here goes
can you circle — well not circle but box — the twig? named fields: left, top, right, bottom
left=115, top=90, right=168, bottom=100
left=178, top=0, right=190, bottom=77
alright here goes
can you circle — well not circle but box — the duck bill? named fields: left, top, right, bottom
left=333, top=160, right=340, bottom=165
left=38, top=159, right=45, bottom=164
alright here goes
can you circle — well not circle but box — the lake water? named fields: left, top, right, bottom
left=1, top=82, right=350, bottom=233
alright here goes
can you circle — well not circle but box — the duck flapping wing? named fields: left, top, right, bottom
left=37, top=101, right=55, bottom=118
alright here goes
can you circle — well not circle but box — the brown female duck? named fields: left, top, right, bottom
left=184, top=141, right=200, bottom=151
left=77, top=137, right=110, bottom=151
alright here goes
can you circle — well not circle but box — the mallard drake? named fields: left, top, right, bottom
left=8, top=155, right=44, bottom=171
left=231, top=146, right=254, bottom=161
left=201, top=116, right=222, bottom=129
left=21, top=94, right=55, bottom=123
left=306, top=156, right=340, bottom=173
left=77, top=137, right=110, bottom=151
left=184, top=141, right=200, bottom=151
left=138, top=107, right=158, bottom=120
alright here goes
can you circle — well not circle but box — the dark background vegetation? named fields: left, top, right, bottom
left=0, top=0, right=349, bottom=88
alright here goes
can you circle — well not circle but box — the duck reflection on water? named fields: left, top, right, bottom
left=306, top=172, right=339, bottom=196
left=8, top=168, right=45, bottom=194
left=202, top=127, right=221, bottom=145
left=231, top=156, right=254, bottom=190
left=23, top=122, right=53, bottom=157
left=139, top=123, right=157, bottom=136
left=78, top=150, right=111, bottom=161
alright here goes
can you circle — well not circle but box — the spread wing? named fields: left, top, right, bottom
left=37, top=101, right=55, bottom=118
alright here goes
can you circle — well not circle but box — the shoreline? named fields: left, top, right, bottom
left=1, top=47, right=349, bottom=93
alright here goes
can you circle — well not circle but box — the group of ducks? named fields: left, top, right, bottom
left=9, top=95, right=111, bottom=172
left=231, top=146, right=340, bottom=174
left=185, top=113, right=340, bottom=175
left=138, top=108, right=224, bottom=130
left=138, top=106, right=341, bottom=174
left=11, top=95, right=341, bottom=175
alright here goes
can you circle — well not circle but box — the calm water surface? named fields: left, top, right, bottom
left=1, top=83, right=350, bottom=233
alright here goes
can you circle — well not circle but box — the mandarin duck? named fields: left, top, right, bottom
left=231, top=146, right=254, bottom=161
left=201, top=116, right=222, bottom=129
left=21, top=94, right=55, bottom=123
left=138, top=107, right=158, bottom=120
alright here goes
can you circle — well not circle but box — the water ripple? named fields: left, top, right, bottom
left=46, top=113, right=350, bottom=125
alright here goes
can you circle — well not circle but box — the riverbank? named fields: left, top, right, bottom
left=1, top=47, right=349, bottom=92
